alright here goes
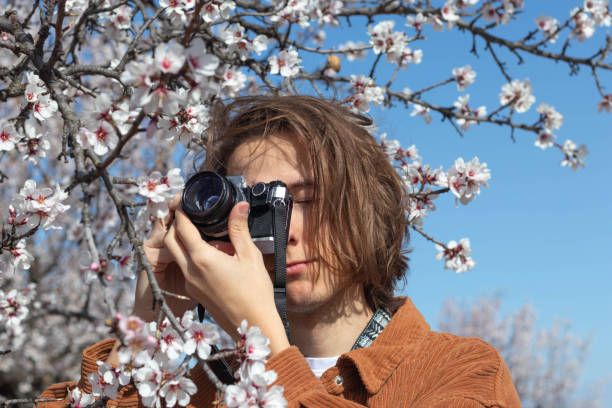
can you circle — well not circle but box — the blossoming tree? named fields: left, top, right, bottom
left=0, top=0, right=609, bottom=406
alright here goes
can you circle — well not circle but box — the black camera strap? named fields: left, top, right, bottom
left=272, top=199, right=291, bottom=342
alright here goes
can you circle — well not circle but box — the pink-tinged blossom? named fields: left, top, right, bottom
left=410, top=104, right=432, bottom=124
left=221, top=24, right=269, bottom=60
left=32, top=93, right=58, bottom=121
left=534, top=130, right=556, bottom=150
left=368, top=20, right=406, bottom=57
left=67, top=387, right=95, bottom=408
left=220, top=66, right=247, bottom=97
left=186, top=38, right=220, bottom=77
left=159, top=325, right=185, bottom=361
left=17, top=120, right=51, bottom=164
left=441, top=1, right=460, bottom=24
left=348, top=74, right=384, bottom=113
left=159, top=376, right=197, bottom=407
left=117, top=313, right=145, bottom=341
left=114, top=252, right=135, bottom=280
left=446, top=157, right=491, bottom=205
left=560, top=139, right=588, bottom=170
left=380, top=133, right=421, bottom=164
left=24, top=72, right=45, bottom=103
left=226, top=359, right=287, bottom=407
left=0, top=120, right=19, bottom=151
left=499, top=78, right=535, bottom=113
left=160, top=0, right=189, bottom=24
left=183, top=320, right=220, bottom=359
left=584, top=0, right=611, bottom=26
left=66, top=0, right=88, bottom=14
left=109, top=5, right=132, bottom=30
left=268, top=48, right=301, bottom=77
left=454, top=95, right=486, bottom=130
left=201, top=0, right=235, bottom=23
left=406, top=12, right=427, bottom=32
left=9, top=239, right=34, bottom=271
left=482, top=2, right=502, bottom=24
left=160, top=102, right=209, bottom=145
left=536, top=103, right=563, bottom=130
left=407, top=188, right=438, bottom=225
left=535, top=15, right=560, bottom=43
left=452, top=65, right=476, bottom=91
left=88, top=362, right=119, bottom=399
left=77, top=121, right=118, bottom=156
left=133, top=360, right=162, bottom=408
left=12, top=180, right=70, bottom=230
left=137, top=168, right=184, bottom=218
left=597, top=94, right=612, bottom=112
left=570, top=8, right=595, bottom=41
left=121, top=55, right=155, bottom=89
left=237, top=320, right=270, bottom=364
left=155, top=41, right=186, bottom=74
left=436, top=238, right=475, bottom=273
left=0, top=287, right=34, bottom=328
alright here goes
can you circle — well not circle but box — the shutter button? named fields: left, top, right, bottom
left=334, top=375, right=343, bottom=385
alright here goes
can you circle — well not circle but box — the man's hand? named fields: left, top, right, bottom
left=164, top=201, right=290, bottom=357
left=133, top=194, right=198, bottom=322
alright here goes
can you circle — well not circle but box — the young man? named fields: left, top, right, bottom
left=42, top=96, right=521, bottom=407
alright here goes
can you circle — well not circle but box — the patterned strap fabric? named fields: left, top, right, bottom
left=351, top=307, right=392, bottom=350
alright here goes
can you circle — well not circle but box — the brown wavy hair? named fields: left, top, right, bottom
left=201, top=95, right=410, bottom=312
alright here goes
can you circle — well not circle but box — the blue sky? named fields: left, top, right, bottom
left=306, top=1, right=612, bottom=404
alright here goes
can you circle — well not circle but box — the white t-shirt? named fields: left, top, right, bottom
left=305, top=356, right=339, bottom=378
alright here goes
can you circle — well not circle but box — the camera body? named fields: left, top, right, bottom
left=181, top=171, right=293, bottom=254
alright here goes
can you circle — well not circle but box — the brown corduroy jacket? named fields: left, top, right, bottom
left=40, top=297, right=521, bottom=407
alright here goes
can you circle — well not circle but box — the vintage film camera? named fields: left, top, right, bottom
left=180, top=171, right=293, bottom=253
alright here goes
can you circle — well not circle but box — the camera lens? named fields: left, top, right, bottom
left=181, top=171, right=236, bottom=235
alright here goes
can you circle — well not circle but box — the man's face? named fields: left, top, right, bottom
left=226, top=134, right=342, bottom=313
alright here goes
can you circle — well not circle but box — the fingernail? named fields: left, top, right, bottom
left=238, top=202, right=249, bottom=216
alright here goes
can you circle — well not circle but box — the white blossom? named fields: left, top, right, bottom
left=446, top=157, right=490, bottom=205
left=155, top=41, right=186, bottom=74
left=0, top=120, right=19, bottom=151
left=17, top=120, right=51, bottom=163
left=77, top=121, right=118, bottom=156
left=534, top=130, right=556, bottom=150
left=159, top=376, right=197, bottom=407
left=88, top=362, right=119, bottom=399
left=452, top=65, right=476, bottom=91
left=268, top=48, right=301, bottom=77
left=570, top=8, right=596, bottom=41
left=560, top=139, right=588, bottom=170
left=454, top=94, right=486, bottom=130
left=32, top=94, right=58, bottom=121
left=537, top=103, right=564, bottom=130
left=411, top=104, right=432, bottom=124
left=436, top=238, right=475, bottom=273
left=499, top=78, right=535, bottom=113
left=535, top=15, right=560, bottom=43
left=67, top=387, right=95, bottom=408
left=137, top=168, right=184, bottom=218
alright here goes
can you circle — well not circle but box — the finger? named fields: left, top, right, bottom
left=173, top=207, right=217, bottom=259
left=144, top=247, right=176, bottom=270
left=163, top=220, right=190, bottom=272
left=227, top=201, right=258, bottom=258
left=169, top=192, right=181, bottom=211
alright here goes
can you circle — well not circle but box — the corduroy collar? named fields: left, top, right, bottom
left=336, top=296, right=431, bottom=394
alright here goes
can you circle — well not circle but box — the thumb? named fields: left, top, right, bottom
left=228, top=201, right=256, bottom=257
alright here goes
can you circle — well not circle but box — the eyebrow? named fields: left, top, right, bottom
left=287, top=180, right=314, bottom=190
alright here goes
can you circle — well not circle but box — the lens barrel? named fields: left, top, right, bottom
left=181, top=171, right=237, bottom=235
